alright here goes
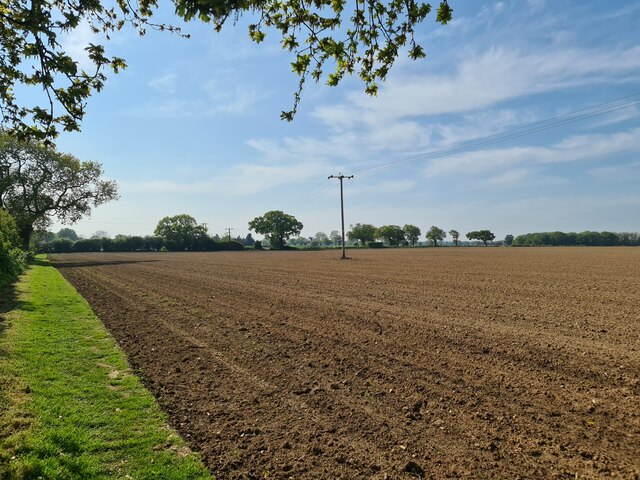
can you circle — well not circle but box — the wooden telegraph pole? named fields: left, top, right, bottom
left=328, top=174, right=354, bottom=259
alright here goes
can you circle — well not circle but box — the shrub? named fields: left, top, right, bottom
left=73, top=238, right=103, bottom=252
left=40, top=238, right=74, bottom=253
left=220, top=241, right=244, bottom=251
left=0, top=209, right=28, bottom=285
left=254, top=240, right=263, bottom=250
left=367, top=241, right=385, bottom=248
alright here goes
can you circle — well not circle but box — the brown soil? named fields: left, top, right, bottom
left=50, top=248, right=640, bottom=479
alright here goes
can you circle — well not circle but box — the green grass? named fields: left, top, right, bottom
left=0, top=258, right=213, bottom=479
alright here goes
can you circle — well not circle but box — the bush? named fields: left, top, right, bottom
left=367, top=241, right=385, bottom=248
left=220, top=240, right=244, bottom=251
left=73, top=238, right=103, bottom=252
left=40, top=238, right=74, bottom=253
left=0, top=209, right=28, bottom=285
left=254, top=240, right=263, bottom=250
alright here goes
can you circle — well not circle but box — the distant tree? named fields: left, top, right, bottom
left=426, top=225, right=446, bottom=247
left=449, top=229, right=460, bottom=246
left=330, top=230, right=342, bottom=246
left=154, top=214, right=208, bottom=251
left=57, top=228, right=79, bottom=241
left=467, top=230, right=495, bottom=246
left=314, top=231, right=331, bottom=246
left=91, top=230, right=111, bottom=239
left=248, top=210, right=303, bottom=249
left=287, top=237, right=309, bottom=246
left=347, top=223, right=377, bottom=247
left=504, top=234, right=514, bottom=246
left=0, top=134, right=118, bottom=249
left=375, top=225, right=405, bottom=246
left=243, top=233, right=255, bottom=247
left=403, top=224, right=421, bottom=246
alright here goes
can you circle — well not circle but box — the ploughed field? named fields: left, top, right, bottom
left=50, top=248, right=640, bottom=479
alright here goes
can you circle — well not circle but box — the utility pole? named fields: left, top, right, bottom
left=226, top=227, right=234, bottom=243
left=328, top=173, right=354, bottom=259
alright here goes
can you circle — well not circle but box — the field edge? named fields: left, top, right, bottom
left=0, top=256, right=213, bottom=479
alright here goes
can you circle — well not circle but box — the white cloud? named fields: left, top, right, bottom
left=120, top=159, right=331, bottom=197
left=423, top=127, right=640, bottom=178
left=204, top=83, right=263, bottom=115
left=485, top=168, right=533, bottom=186
left=129, top=83, right=263, bottom=118
left=148, top=74, right=178, bottom=94
left=129, top=99, right=193, bottom=118
left=59, top=21, right=100, bottom=72
left=313, top=46, right=640, bottom=126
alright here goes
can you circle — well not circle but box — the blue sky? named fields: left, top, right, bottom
left=52, top=0, right=640, bottom=241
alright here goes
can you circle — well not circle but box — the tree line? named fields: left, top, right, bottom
left=36, top=222, right=254, bottom=254
left=346, top=224, right=498, bottom=247
left=513, top=231, right=640, bottom=247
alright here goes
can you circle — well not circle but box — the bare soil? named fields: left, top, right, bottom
left=50, top=248, right=640, bottom=479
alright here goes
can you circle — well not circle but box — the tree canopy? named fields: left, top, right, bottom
left=466, top=230, right=495, bottom=246
left=154, top=214, right=208, bottom=251
left=403, top=224, right=421, bottom=246
left=448, top=229, right=459, bottom=246
left=248, top=210, right=303, bottom=249
left=347, top=223, right=377, bottom=246
left=0, top=0, right=452, bottom=140
left=57, top=227, right=79, bottom=241
left=375, top=224, right=405, bottom=246
left=0, top=134, right=118, bottom=248
left=426, top=225, right=446, bottom=246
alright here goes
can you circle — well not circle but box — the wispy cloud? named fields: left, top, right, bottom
left=313, top=46, right=640, bottom=127
left=120, top=159, right=332, bottom=197
left=60, top=21, right=100, bottom=72
left=148, top=74, right=178, bottom=94
left=423, top=127, right=640, bottom=178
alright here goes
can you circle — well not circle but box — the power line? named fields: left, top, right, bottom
left=286, top=178, right=331, bottom=210
left=281, top=91, right=640, bottom=212
left=353, top=92, right=640, bottom=178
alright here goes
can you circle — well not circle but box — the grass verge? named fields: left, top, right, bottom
left=0, top=258, right=213, bottom=479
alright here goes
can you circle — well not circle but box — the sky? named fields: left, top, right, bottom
left=50, top=0, right=640, bottom=241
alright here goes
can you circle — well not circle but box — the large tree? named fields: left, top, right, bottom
left=0, top=134, right=118, bottom=249
left=467, top=230, right=495, bottom=246
left=375, top=225, right=405, bottom=246
left=426, top=225, right=446, bottom=247
left=347, top=223, right=376, bottom=247
left=248, top=210, right=303, bottom=249
left=154, top=214, right=208, bottom=251
left=403, top=224, right=421, bottom=246
left=0, top=0, right=452, bottom=140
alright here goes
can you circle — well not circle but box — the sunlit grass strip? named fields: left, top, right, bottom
left=0, top=258, right=213, bottom=479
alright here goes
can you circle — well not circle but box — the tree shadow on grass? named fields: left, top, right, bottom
left=0, top=277, right=21, bottom=356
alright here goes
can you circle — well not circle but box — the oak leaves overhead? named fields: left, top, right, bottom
left=1, top=0, right=452, bottom=140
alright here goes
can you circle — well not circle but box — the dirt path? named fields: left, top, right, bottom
left=51, top=248, right=640, bottom=479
